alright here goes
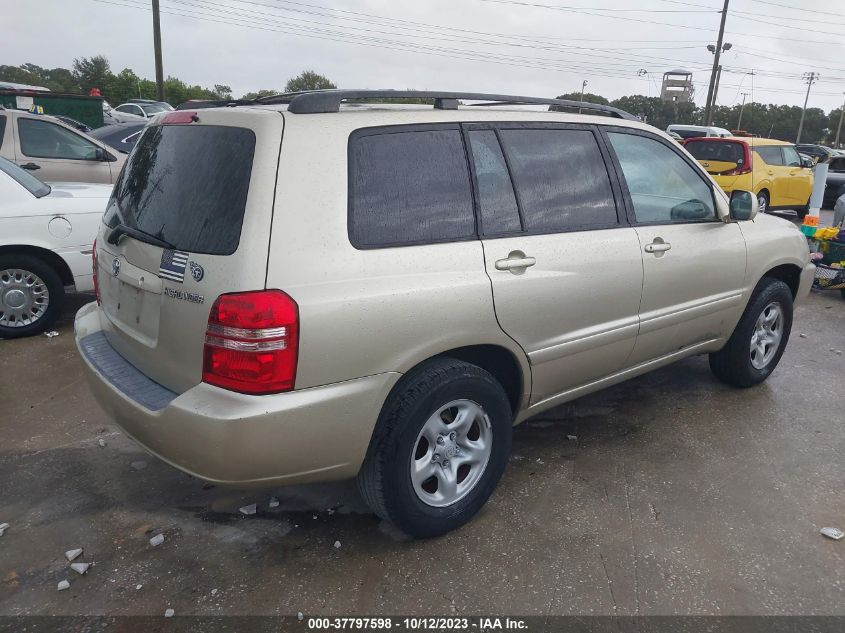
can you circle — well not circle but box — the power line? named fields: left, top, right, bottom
left=747, top=0, right=845, bottom=18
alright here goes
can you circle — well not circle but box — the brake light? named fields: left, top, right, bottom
left=202, top=290, right=299, bottom=395
left=161, top=111, right=199, bottom=125
left=92, top=239, right=100, bottom=305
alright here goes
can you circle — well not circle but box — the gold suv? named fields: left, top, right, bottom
left=74, top=91, right=814, bottom=538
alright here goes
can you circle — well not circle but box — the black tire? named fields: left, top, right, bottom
left=709, top=278, right=793, bottom=388
left=357, top=357, right=512, bottom=538
left=0, top=254, right=64, bottom=339
left=756, top=190, right=770, bottom=214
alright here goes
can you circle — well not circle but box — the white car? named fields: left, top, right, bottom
left=0, top=157, right=111, bottom=338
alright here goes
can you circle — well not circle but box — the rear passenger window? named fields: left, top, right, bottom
left=468, top=130, right=521, bottom=235
left=756, top=146, right=784, bottom=166
left=349, top=128, right=475, bottom=248
left=498, top=129, right=617, bottom=232
left=0, top=115, right=5, bottom=149
left=782, top=146, right=801, bottom=167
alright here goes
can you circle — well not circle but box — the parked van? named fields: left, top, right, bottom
left=667, top=124, right=732, bottom=139
left=74, top=91, right=813, bottom=538
left=684, top=136, right=813, bottom=218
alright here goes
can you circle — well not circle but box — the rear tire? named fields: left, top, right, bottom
left=709, top=278, right=793, bottom=388
left=357, top=357, right=512, bottom=538
left=797, top=197, right=810, bottom=220
left=0, top=254, right=64, bottom=339
left=756, top=190, right=770, bottom=214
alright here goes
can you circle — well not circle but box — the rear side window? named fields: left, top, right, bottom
left=349, top=128, right=475, bottom=248
left=498, top=129, right=617, bottom=232
left=467, top=130, right=521, bottom=235
left=755, top=146, right=784, bottom=166
left=0, top=115, right=6, bottom=149
left=105, top=125, right=255, bottom=255
left=782, top=146, right=801, bottom=167
left=685, top=140, right=745, bottom=164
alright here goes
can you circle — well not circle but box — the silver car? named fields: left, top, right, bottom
left=74, top=91, right=814, bottom=538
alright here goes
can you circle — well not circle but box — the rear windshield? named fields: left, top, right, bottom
left=685, top=140, right=745, bottom=164
left=104, top=124, right=255, bottom=255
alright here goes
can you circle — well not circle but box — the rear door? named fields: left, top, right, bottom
left=14, top=116, right=113, bottom=183
left=604, top=129, right=746, bottom=365
left=754, top=145, right=790, bottom=206
left=470, top=124, right=644, bottom=405
left=95, top=108, right=284, bottom=393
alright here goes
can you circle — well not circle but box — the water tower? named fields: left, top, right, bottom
left=661, top=69, right=694, bottom=103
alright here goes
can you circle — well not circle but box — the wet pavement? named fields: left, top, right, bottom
left=1, top=264, right=844, bottom=617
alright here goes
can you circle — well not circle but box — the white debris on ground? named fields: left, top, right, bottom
left=136, top=584, right=143, bottom=590
left=239, top=503, right=257, bottom=515
left=57, top=580, right=70, bottom=591
left=211, top=588, right=218, bottom=596
left=44, top=331, right=60, bottom=338
left=70, top=562, right=90, bottom=575
left=149, top=534, right=165, bottom=547
left=0, top=522, right=9, bottom=537
left=333, top=540, right=341, bottom=549
left=98, top=439, right=106, bottom=447
left=268, top=497, right=280, bottom=508
left=298, top=612, right=304, bottom=621
left=65, top=548, right=83, bottom=562
left=566, top=435, right=577, bottom=441
left=327, top=508, right=336, bottom=515
left=164, top=608, right=175, bottom=618
left=821, top=527, right=844, bottom=540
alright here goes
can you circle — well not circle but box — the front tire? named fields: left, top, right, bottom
left=0, top=254, right=64, bottom=339
left=709, top=278, right=793, bottom=388
left=357, top=357, right=512, bottom=538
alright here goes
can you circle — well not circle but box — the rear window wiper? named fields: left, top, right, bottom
left=106, top=223, right=174, bottom=250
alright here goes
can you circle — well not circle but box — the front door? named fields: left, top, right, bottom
left=604, top=130, right=747, bottom=365
left=468, top=125, right=644, bottom=406
left=782, top=145, right=813, bottom=207
left=754, top=144, right=791, bottom=208
left=14, top=117, right=113, bottom=183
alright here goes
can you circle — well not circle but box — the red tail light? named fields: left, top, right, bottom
left=92, top=239, right=100, bottom=305
left=202, top=290, right=299, bottom=395
left=161, top=111, right=199, bottom=125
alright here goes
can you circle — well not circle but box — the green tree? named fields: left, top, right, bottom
left=72, top=55, right=111, bottom=93
left=555, top=91, right=610, bottom=106
left=283, top=70, right=335, bottom=93
left=242, top=89, right=278, bottom=100
left=213, top=84, right=232, bottom=99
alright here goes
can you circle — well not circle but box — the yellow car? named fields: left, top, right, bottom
left=684, top=137, right=814, bottom=218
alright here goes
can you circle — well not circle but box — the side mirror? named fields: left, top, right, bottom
left=801, top=156, right=814, bottom=168
left=729, top=190, right=757, bottom=221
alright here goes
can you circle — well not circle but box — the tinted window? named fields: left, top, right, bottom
left=608, top=132, right=716, bottom=223
left=756, top=146, right=784, bottom=166
left=685, top=140, right=745, bottom=165
left=498, top=129, right=616, bottom=232
left=782, top=146, right=801, bottom=167
left=18, top=118, right=100, bottom=160
left=349, top=129, right=475, bottom=248
left=0, top=115, right=5, bottom=149
left=468, top=130, right=521, bottom=235
left=0, top=156, right=50, bottom=198
left=104, top=125, right=255, bottom=255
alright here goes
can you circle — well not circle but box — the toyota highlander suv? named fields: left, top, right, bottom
left=74, top=90, right=815, bottom=538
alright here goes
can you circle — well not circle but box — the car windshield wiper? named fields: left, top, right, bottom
left=106, top=223, right=174, bottom=249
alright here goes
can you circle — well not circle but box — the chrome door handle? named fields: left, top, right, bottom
left=495, top=252, right=536, bottom=271
left=644, top=242, right=671, bottom=253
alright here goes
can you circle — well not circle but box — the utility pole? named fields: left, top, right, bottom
left=736, top=92, right=749, bottom=130
left=796, top=71, right=818, bottom=144
left=152, top=0, right=165, bottom=102
left=704, top=0, right=730, bottom=127
left=711, top=65, right=723, bottom=115
left=579, top=80, right=588, bottom=114
left=834, top=92, right=845, bottom=149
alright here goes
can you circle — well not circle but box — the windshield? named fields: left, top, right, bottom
left=685, top=140, right=745, bottom=164
left=0, top=156, right=51, bottom=198
left=104, top=124, right=255, bottom=255
left=141, top=103, right=169, bottom=116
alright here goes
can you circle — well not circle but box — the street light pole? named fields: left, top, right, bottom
left=152, top=0, right=165, bottom=102
left=834, top=92, right=845, bottom=149
left=736, top=92, right=749, bottom=130
left=704, top=0, right=730, bottom=127
left=579, top=80, right=588, bottom=114
left=796, top=71, right=818, bottom=144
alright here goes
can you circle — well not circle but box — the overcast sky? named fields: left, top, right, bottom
left=4, top=0, right=844, bottom=111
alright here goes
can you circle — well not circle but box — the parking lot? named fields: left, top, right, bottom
left=1, top=211, right=843, bottom=618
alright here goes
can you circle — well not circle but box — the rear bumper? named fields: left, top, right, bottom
left=798, top=263, right=816, bottom=302
left=74, top=302, right=400, bottom=486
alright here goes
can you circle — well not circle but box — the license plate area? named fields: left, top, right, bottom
left=100, top=256, right=163, bottom=346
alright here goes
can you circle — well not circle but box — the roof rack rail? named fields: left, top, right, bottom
left=251, top=90, right=638, bottom=120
